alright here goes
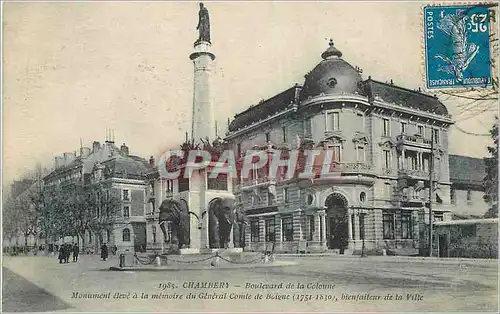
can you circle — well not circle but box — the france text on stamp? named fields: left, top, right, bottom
left=424, top=4, right=492, bottom=89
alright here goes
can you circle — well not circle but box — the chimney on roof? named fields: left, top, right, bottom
left=54, top=156, right=65, bottom=169
left=120, top=143, right=129, bottom=156
left=80, top=147, right=91, bottom=158
left=390, top=79, right=394, bottom=85
left=92, top=141, right=101, bottom=153
left=149, top=156, right=155, bottom=167
left=63, top=152, right=76, bottom=166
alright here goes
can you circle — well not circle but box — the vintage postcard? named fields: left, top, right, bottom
left=2, top=1, right=499, bottom=313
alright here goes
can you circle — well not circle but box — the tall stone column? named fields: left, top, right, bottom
left=190, top=41, right=216, bottom=144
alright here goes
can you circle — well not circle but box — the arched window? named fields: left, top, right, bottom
left=122, top=228, right=131, bottom=242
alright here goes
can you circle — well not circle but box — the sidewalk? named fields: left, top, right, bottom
left=275, top=252, right=498, bottom=265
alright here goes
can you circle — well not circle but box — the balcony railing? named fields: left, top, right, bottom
left=239, top=163, right=374, bottom=188
left=396, top=134, right=433, bottom=147
left=337, top=162, right=374, bottom=173
left=240, top=176, right=277, bottom=189
left=398, top=169, right=429, bottom=179
left=398, top=168, right=440, bottom=181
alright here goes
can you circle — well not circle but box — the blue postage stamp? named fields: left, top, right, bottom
left=424, top=5, right=492, bottom=89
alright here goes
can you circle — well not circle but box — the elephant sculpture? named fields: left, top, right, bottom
left=208, top=197, right=235, bottom=249
left=232, top=203, right=248, bottom=248
left=158, top=199, right=190, bottom=252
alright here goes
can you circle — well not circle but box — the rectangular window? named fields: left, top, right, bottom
left=282, top=126, right=287, bottom=142
left=357, top=146, right=365, bottom=162
left=401, top=122, right=407, bottom=134
left=333, top=145, right=341, bottom=162
left=307, top=215, right=315, bottom=241
left=123, top=206, right=130, bottom=218
left=265, top=219, right=276, bottom=242
left=383, top=118, right=390, bottom=136
left=319, top=216, right=324, bottom=241
left=250, top=220, right=260, bottom=242
left=432, top=129, right=440, bottom=144
left=349, top=214, right=355, bottom=240
left=152, top=226, right=157, bottom=244
left=466, top=190, right=472, bottom=201
left=283, top=187, right=290, bottom=203
left=359, top=215, right=366, bottom=240
left=304, top=119, right=312, bottom=137
left=265, top=132, right=270, bottom=143
left=383, top=213, right=395, bottom=239
left=418, top=125, right=424, bottom=136
left=326, top=112, right=340, bottom=131
left=462, top=224, right=476, bottom=237
left=383, top=150, right=391, bottom=168
left=401, top=212, right=413, bottom=239
left=434, top=212, right=444, bottom=222
left=123, top=189, right=129, bottom=201
left=282, top=216, right=294, bottom=242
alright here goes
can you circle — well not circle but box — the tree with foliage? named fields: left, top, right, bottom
left=86, top=184, right=123, bottom=248
left=36, top=182, right=122, bottom=250
left=484, top=116, right=499, bottom=218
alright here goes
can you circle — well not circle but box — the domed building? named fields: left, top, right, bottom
left=225, top=40, right=454, bottom=255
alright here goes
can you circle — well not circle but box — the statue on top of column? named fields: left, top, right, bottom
left=196, top=2, right=211, bottom=44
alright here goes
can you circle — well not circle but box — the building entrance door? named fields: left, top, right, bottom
left=438, top=234, right=449, bottom=258
left=325, top=193, right=349, bottom=250
left=327, top=216, right=348, bottom=249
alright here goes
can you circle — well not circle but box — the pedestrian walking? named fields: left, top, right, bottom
left=64, top=244, right=71, bottom=263
left=100, top=243, right=109, bottom=261
left=73, top=244, right=79, bottom=262
left=58, top=245, right=65, bottom=264
left=112, top=245, right=117, bottom=255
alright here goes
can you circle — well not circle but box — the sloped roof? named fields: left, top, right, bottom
left=101, top=155, right=152, bottom=179
left=359, top=79, right=449, bottom=116
left=44, top=158, right=83, bottom=181
left=449, top=154, right=486, bottom=187
left=228, top=86, right=298, bottom=133
left=82, top=142, right=125, bottom=174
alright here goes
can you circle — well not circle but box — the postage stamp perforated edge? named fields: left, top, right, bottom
left=421, top=1, right=498, bottom=93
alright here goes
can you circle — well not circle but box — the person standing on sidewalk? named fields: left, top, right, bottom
left=339, top=235, right=347, bottom=255
left=72, top=244, right=79, bottom=262
left=100, top=243, right=108, bottom=261
left=58, top=245, right=65, bottom=264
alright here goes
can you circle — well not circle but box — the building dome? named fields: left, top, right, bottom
left=300, top=40, right=362, bottom=101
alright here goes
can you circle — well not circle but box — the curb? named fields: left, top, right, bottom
left=109, top=261, right=297, bottom=271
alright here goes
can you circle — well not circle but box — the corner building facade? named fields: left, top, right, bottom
left=225, top=41, right=454, bottom=255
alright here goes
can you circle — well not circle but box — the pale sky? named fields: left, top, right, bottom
left=2, top=1, right=497, bottom=184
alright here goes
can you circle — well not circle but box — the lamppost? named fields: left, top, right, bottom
left=359, top=211, right=367, bottom=258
